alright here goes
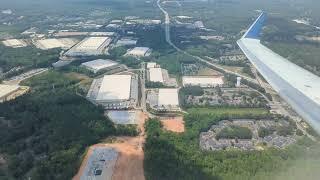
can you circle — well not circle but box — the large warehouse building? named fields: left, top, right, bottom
left=65, top=37, right=111, bottom=56
left=116, top=38, right=137, bottom=47
left=146, top=63, right=178, bottom=87
left=34, top=38, right=78, bottom=50
left=125, top=47, right=152, bottom=57
left=2, top=39, right=28, bottom=48
left=86, top=74, right=138, bottom=109
left=0, top=84, right=29, bottom=102
left=148, top=68, right=164, bottom=83
left=81, top=59, right=119, bottom=73
left=158, top=88, right=180, bottom=111
left=0, top=84, right=20, bottom=102
left=147, top=88, right=180, bottom=111
left=182, top=76, right=224, bottom=87
left=146, top=62, right=157, bottom=69
left=237, top=12, right=320, bottom=133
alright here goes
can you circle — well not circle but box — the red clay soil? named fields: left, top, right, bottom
left=73, top=144, right=98, bottom=180
left=73, top=137, right=145, bottom=180
left=74, top=111, right=148, bottom=180
left=111, top=112, right=147, bottom=180
left=111, top=137, right=145, bottom=180
left=160, top=116, right=185, bottom=133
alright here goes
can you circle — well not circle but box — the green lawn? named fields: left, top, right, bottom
left=187, top=107, right=268, bottom=115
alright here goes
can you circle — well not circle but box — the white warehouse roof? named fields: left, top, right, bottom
left=158, top=88, right=179, bottom=106
left=182, top=76, right=224, bottom=87
left=147, top=62, right=157, bottom=69
left=2, top=39, right=27, bottom=48
left=89, top=32, right=115, bottom=36
left=35, top=38, right=77, bottom=50
left=96, top=75, right=132, bottom=101
left=77, top=37, right=110, bottom=50
left=65, top=37, right=111, bottom=56
left=0, top=84, right=20, bottom=98
left=126, top=47, right=151, bottom=57
left=149, top=68, right=164, bottom=83
left=116, top=38, right=137, bottom=46
left=81, top=59, right=118, bottom=73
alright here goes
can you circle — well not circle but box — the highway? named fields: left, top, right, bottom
left=238, top=12, right=320, bottom=137
left=157, top=1, right=317, bottom=138
left=156, top=0, right=272, bottom=89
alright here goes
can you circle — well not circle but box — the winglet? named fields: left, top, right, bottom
left=242, top=12, right=267, bottom=39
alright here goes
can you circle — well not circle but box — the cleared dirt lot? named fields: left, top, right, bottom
left=111, top=113, right=147, bottom=180
left=111, top=137, right=145, bottom=180
left=160, top=116, right=185, bottom=133
left=73, top=137, right=145, bottom=180
left=74, top=112, right=148, bottom=180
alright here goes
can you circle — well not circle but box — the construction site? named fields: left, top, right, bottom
left=0, top=84, right=29, bottom=102
left=106, top=110, right=143, bottom=124
left=160, top=116, right=185, bottom=133
left=74, top=111, right=148, bottom=180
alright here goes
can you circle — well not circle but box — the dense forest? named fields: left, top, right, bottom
left=262, top=16, right=320, bottom=76
left=179, top=86, right=204, bottom=107
left=0, top=71, right=133, bottom=179
left=0, top=45, right=60, bottom=72
left=216, top=125, right=253, bottom=140
left=144, top=108, right=320, bottom=180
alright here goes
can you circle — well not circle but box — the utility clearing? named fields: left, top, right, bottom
left=161, top=116, right=185, bottom=133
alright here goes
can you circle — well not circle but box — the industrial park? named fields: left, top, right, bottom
left=1, top=0, right=320, bottom=180
left=87, top=74, right=138, bottom=109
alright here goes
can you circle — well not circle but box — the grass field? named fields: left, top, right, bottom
left=197, top=67, right=222, bottom=76
left=187, top=107, right=268, bottom=115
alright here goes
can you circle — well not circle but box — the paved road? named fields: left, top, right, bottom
left=3, top=68, right=48, bottom=85
left=157, top=0, right=316, bottom=140
left=157, top=0, right=270, bottom=88
left=251, top=63, right=316, bottom=141
left=140, top=62, right=147, bottom=112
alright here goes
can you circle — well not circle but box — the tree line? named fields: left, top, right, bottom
left=144, top=109, right=319, bottom=180
left=0, top=71, right=137, bottom=179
